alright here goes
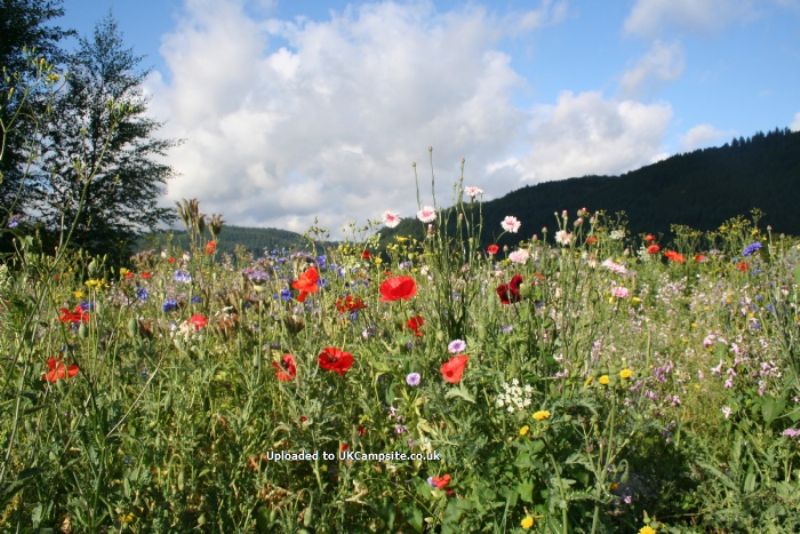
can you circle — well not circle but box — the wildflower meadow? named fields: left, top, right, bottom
left=1, top=170, right=799, bottom=533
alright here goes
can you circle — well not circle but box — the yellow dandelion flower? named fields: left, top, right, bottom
left=85, top=278, right=105, bottom=290
left=521, top=516, right=534, bottom=529
left=598, top=375, right=610, bottom=385
left=639, top=526, right=656, bottom=534
left=519, top=425, right=530, bottom=437
left=532, top=410, right=551, bottom=421
left=619, top=368, right=633, bottom=380
left=73, top=290, right=84, bottom=299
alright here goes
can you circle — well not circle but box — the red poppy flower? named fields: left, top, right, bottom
left=496, top=274, right=523, bottom=304
left=273, top=353, right=297, bottom=382
left=318, top=346, right=354, bottom=376
left=694, top=254, right=708, bottom=263
left=486, top=244, right=499, bottom=255
left=140, top=271, right=152, bottom=279
left=647, top=244, right=661, bottom=255
left=441, top=354, right=468, bottom=384
left=58, top=305, right=89, bottom=324
left=644, top=233, right=656, bottom=242
left=361, top=250, right=371, bottom=260
left=736, top=261, right=749, bottom=273
left=340, top=442, right=349, bottom=452
left=205, top=240, right=217, bottom=255
left=189, top=313, right=208, bottom=330
left=429, top=473, right=451, bottom=489
left=379, top=275, right=417, bottom=302
left=42, top=357, right=79, bottom=383
left=407, top=314, right=424, bottom=337
left=168, top=257, right=176, bottom=264
left=336, top=295, right=367, bottom=313
left=663, top=250, right=685, bottom=264
left=292, top=267, right=320, bottom=302
left=585, top=235, right=598, bottom=246
left=358, top=425, right=367, bottom=436
left=124, top=271, right=135, bottom=280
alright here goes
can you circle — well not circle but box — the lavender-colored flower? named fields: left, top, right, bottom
left=447, top=339, right=466, bottom=354
left=174, top=270, right=192, bottom=283
left=500, top=324, right=513, bottom=334
left=244, top=268, right=269, bottom=283
left=406, top=372, right=421, bottom=386
left=742, top=242, right=762, bottom=257
left=782, top=428, right=800, bottom=438
left=8, top=214, right=21, bottom=228
left=317, top=255, right=327, bottom=270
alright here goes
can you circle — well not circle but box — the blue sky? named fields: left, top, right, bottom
left=58, top=0, right=800, bottom=235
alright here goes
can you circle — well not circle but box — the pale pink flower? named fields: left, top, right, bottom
left=464, top=186, right=484, bottom=198
left=554, top=230, right=572, bottom=245
left=611, top=286, right=629, bottom=299
left=417, top=206, right=436, bottom=223
left=508, top=249, right=530, bottom=264
left=601, top=258, right=628, bottom=275
left=501, top=215, right=521, bottom=233
left=382, top=210, right=401, bottom=228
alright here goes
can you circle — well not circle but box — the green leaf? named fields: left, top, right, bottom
left=444, top=385, right=475, bottom=403
left=517, top=480, right=534, bottom=503
left=761, top=396, right=786, bottom=425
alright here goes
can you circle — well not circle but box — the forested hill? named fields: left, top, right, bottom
left=139, top=226, right=312, bottom=256
left=386, top=127, right=800, bottom=245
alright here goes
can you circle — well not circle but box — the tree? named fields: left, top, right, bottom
left=33, top=14, right=176, bottom=263
left=0, top=0, right=72, bottom=220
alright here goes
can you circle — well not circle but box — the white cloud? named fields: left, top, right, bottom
left=624, top=0, right=755, bottom=38
left=518, top=91, right=672, bottom=181
left=515, top=0, right=569, bottom=33
left=147, top=1, right=676, bottom=237
left=791, top=112, right=800, bottom=132
left=149, top=0, right=534, bottom=236
left=680, top=123, right=735, bottom=151
left=620, top=41, right=684, bottom=97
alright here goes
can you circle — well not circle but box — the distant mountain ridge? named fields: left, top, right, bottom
left=384, top=127, right=800, bottom=245
left=139, top=225, right=312, bottom=256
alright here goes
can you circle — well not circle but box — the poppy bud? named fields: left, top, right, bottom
left=78, top=323, right=88, bottom=338
left=128, top=318, right=138, bottom=338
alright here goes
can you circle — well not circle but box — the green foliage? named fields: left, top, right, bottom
left=28, top=15, right=176, bottom=265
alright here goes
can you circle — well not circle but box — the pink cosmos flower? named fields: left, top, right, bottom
left=383, top=210, right=401, bottom=228
left=464, top=186, right=484, bottom=198
left=508, top=249, right=530, bottom=264
left=417, top=206, right=436, bottom=223
left=501, top=215, right=521, bottom=233
left=555, top=230, right=573, bottom=246
left=611, top=286, right=629, bottom=299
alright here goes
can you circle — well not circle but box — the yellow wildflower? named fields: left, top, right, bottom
left=73, top=290, right=84, bottom=299
left=85, top=278, right=105, bottom=290
left=119, top=267, right=130, bottom=277
left=639, top=526, right=656, bottom=534
left=519, top=425, right=530, bottom=437
left=532, top=410, right=551, bottom=421
left=521, top=516, right=534, bottom=529
left=598, top=375, right=610, bottom=385
left=619, top=368, right=633, bottom=380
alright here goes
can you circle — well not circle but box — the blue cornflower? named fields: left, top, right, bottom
left=174, top=270, right=192, bottom=283
left=136, top=287, right=149, bottom=301
left=8, top=215, right=21, bottom=228
left=280, top=288, right=292, bottom=302
left=743, top=242, right=762, bottom=257
left=191, top=295, right=202, bottom=304
left=317, top=255, right=327, bottom=270
left=163, top=299, right=178, bottom=312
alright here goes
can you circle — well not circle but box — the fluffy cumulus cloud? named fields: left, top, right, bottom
left=680, top=123, right=735, bottom=151
left=791, top=112, right=800, bottom=132
left=623, top=0, right=756, bottom=37
left=149, top=0, right=530, bottom=234
left=517, top=91, right=672, bottom=181
left=147, top=0, right=676, bottom=235
left=620, top=41, right=684, bottom=97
